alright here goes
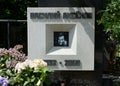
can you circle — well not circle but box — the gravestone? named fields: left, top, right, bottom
left=27, top=0, right=104, bottom=85
left=27, top=7, right=95, bottom=70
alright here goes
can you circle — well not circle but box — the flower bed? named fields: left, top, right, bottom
left=0, top=45, right=52, bottom=86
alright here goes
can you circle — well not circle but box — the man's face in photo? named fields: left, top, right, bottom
left=54, top=32, right=69, bottom=47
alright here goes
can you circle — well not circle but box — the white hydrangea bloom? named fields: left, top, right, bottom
left=29, top=59, right=47, bottom=69
left=15, top=62, right=27, bottom=73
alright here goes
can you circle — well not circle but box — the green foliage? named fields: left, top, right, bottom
left=98, top=0, right=120, bottom=41
left=103, top=0, right=111, bottom=7
left=98, top=0, right=120, bottom=74
left=9, top=66, right=51, bottom=86
left=0, top=0, right=37, bottom=19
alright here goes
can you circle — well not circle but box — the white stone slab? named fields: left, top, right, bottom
left=27, top=7, right=95, bottom=70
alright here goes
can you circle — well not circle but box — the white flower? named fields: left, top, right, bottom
left=29, top=59, right=47, bottom=69
left=15, top=59, right=47, bottom=72
left=15, top=59, right=32, bottom=73
left=15, top=62, right=27, bottom=73
left=23, top=59, right=32, bottom=66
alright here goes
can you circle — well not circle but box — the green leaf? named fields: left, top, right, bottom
left=36, top=80, right=41, bottom=86
left=23, top=81, right=30, bottom=86
left=6, top=69, right=14, bottom=76
left=30, top=77, right=35, bottom=82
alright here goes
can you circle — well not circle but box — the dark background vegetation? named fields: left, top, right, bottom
left=0, top=0, right=37, bottom=19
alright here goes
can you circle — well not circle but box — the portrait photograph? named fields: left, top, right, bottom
left=54, top=32, right=69, bottom=47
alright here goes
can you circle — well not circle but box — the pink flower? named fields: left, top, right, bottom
left=6, top=60, right=17, bottom=68
left=8, top=48, right=27, bottom=61
left=0, top=48, right=8, bottom=56
left=14, top=45, right=23, bottom=50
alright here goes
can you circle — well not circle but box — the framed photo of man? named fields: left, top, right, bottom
left=54, top=32, right=69, bottom=47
